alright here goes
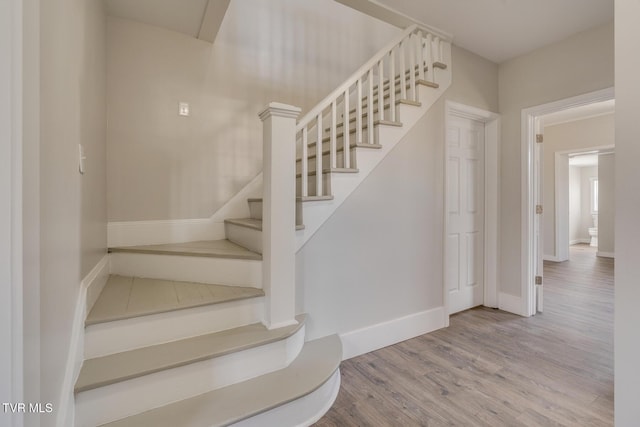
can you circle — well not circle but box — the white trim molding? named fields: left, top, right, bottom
left=340, top=307, right=445, bottom=360
left=521, top=87, right=614, bottom=317
left=597, top=251, right=615, bottom=259
left=570, top=239, right=591, bottom=245
left=498, top=292, right=525, bottom=317
left=56, top=254, right=109, bottom=427
left=445, top=101, right=500, bottom=316
left=1, top=0, right=25, bottom=421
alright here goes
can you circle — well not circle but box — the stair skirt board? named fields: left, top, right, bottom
left=230, top=369, right=340, bottom=427
left=295, top=79, right=451, bottom=251
left=85, top=297, right=265, bottom=358
left=75, top=324, right=306, bottom=427
left=224, top=221, right=262, bottom=254
left=109, top=252, right=262, bottom=288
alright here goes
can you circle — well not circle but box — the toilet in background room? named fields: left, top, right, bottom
left=589, top=214, right=598, bottom=247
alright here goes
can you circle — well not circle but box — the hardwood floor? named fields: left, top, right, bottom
left=316, top=244, right=613, bottom=426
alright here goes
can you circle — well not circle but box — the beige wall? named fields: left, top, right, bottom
left=543, top=114, right=614, bottom=256
left=40, top=0, right=107, bottom=423
left=296, top=46, right=498, bottom=339
left=568, top=166, right=582, bottom=243
left=615, top=1, right=640, bottom=420
left=579, top=165, right=598, bottom=241
left=106, top=0, right=401, bottom=221
left=497, top=22, right=614, bottom=296
left=597, top=153, right=614, bottom=255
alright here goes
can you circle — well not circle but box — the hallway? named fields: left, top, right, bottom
left=315, top=245, right=614, bottom=426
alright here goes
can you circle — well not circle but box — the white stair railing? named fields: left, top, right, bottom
left=295, top=25, right=449, bottom=198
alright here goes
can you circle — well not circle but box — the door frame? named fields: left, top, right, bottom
left=1, top=0, right=24, bottom=420
left=444, top=101, right=500, bottom=325
left=521, top=87, right=615, bottom=316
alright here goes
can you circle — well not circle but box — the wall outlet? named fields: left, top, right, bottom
left=179, top=102, right=190, bottom=116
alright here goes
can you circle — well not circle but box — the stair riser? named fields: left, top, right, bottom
left=248, top=200, right=303, bottom=227
left=84, top=297, right=265, bottom=358
left=109, top=252, right=262, bottom=288
left=296, top=173, right=332, bottom=198
left=76, top=325, right=306, bottom=427
left=225, top=222, right=262, bottom=254
left=248, top=199, right=262, bottom=220
left=297, top=148, right=357, bottom=174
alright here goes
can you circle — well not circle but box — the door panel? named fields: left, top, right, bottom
left=447, top=116, right=485, bottom=315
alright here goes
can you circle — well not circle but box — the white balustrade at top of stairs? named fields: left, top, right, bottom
left=295, top=24, right=449, bottom=198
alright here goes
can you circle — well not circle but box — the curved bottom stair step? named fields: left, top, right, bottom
left=100, top=334, right=342, bottom=427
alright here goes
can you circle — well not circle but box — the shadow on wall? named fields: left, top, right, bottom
left=106, top=0, right=401, bottom=222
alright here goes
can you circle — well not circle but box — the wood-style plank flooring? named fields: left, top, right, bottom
left=316, top=244, right=613, bottom=426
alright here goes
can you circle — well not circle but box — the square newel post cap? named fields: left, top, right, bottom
left=259, top=102, right=302, bottom=121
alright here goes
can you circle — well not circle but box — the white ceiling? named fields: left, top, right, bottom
left=541, top=99, right=615, bottom=128
left=105, top=0, right=209, bottom=38
left=105, top=0, right=614, bottom=63
left=373, top=0, right=613, bottom=63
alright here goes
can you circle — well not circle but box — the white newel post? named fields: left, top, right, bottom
left=259, top=102, right=301, bottom=329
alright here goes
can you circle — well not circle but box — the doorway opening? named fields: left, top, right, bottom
left=522, top=87, right=615, bottom=316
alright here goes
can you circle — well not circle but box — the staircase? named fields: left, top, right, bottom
left=75, top=24, right=450, bottom=427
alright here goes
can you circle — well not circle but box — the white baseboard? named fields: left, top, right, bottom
left=570, top=238, right=590, bottom=245
left=107, top=174, right=263, bottom=247
left=56, top=253, right=109, bottom=427
left=543, top=254, right=561, bottom=262
left=85, top=255, right=110, bottom=314
left=597, top=251, right=615, bottom=258
left=498, top=292, right=525, bottom=316
left=339, top=307, right=445, bottom=360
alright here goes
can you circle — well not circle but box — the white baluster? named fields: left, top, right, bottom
left=367, top=68, right=374, bottom=145
left=356, top=78, right=362, bottom=144
left=378, top=59, right=384, bottom=122
left=343, top=89, right=350, bottom=168
left=316, top=113, right=323, bottom=196
left=426, top=33, right=435, bottom=83
left=389, top=48, right=396, bottom=122
left=400, top=39, right=407, bottom=100
left=435, top=36, right=442, bottom=64
left=330, top=100, right=337, bottom=169
left=409, top=34, right=416, bottom=101
left=301, top=127, right=308, bottom=198
left=416, top=30, right=425, bottom=81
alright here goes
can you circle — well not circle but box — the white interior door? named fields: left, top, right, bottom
left=446, top=116, right=485, bottom=314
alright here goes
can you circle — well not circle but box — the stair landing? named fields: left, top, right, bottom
left=109, top=239, right=261, bottom=260
left=87, top=275, right=264, bottom=325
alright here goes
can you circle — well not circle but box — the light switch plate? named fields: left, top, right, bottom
left=78, top=144, right=86, bottom=174
left=179, top=102, right=189, bottom=116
